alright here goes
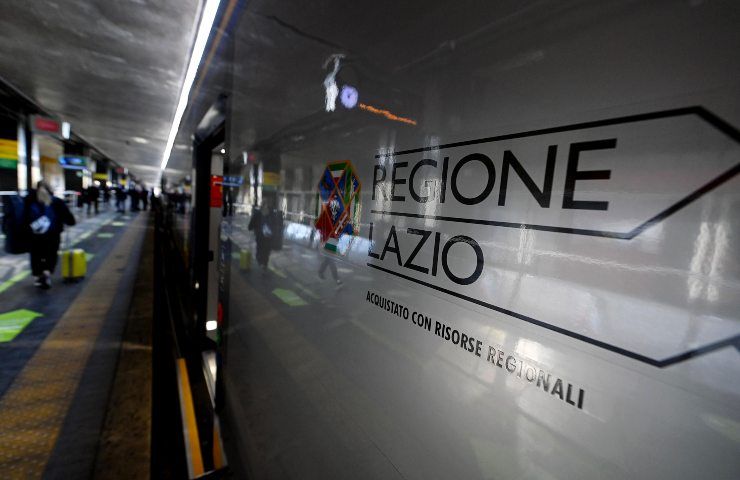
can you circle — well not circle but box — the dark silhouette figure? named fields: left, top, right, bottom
left=115, top=187, right=127, bottom=213
left=129, top=187, right=140, bottom=212
left=248, top=204, right=281, bottom=273
left=103, top=186, right=111, bottom=208
left=87, top=184, right=100, bottom=214
left=24, top=181, right=76, bottom=289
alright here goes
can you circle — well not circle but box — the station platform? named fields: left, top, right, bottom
left=0, top=209, right=154, bottom=479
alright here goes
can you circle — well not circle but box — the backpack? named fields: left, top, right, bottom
left=2, top=195, right=29, bottom=254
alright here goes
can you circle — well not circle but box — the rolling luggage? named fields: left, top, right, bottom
left=61, top=231, right=86, bottom=281
left=61, top=248, right=86, bottom=281
left=239, top=249, right=252, bottom=271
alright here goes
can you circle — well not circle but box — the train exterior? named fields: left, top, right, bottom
left=169, top=1, right=740, bottom=478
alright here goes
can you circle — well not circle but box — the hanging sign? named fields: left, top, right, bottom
left=31, top=115, right=61, bottom=136
left=58, top=155, right=89, bottom=170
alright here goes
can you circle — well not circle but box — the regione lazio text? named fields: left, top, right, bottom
left=4, top=2, right=735, bottom=479
left=216, top=16, right=740, bottom=472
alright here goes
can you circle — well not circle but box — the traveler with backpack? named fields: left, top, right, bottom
left=24, top=181, right=76, bottom=289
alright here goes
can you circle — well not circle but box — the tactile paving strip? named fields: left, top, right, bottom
left=0, top=215, right=145, bottom=479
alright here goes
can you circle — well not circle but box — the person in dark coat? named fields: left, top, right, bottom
left=24, top=181, right=76, bottom=289
left=115, top=186, right=127, bottom=213
left=87, top=183, right=100, bottom=214
left=129, top=186, right=140, bottom=212
left=248, top=202, right=280, bottom=273
left=103, top=186, right=111, bottom=209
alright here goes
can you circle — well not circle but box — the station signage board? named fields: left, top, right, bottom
left=0, top=139, right=18, bottom=170
left=262, top=171, right=280, bottom=190
left=31, top=115, right=61, bottom=136
left=58, top=155, right=89, bottom=170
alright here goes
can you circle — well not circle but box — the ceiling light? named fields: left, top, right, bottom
left=131, top=136, right=149, bottom=144
left=206, top=320, right=218, bottom=331
left=160, top=0, right=222, bottom=172
left=340, top=85, right=358, bottom=109
left=220, top=148, right=225, bottom=154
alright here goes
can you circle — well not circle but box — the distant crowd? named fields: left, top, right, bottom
left=75, top=183, right=155, bottom=214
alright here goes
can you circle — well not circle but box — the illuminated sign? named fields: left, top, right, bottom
left=262, top=171, right=280, bottom=189
left=31, top=115, right=61, bottom=135
left=0, top=139, right=18, bottom=170
left=58, top=155, right=89, bottom=170
left=222, top=175, right=243, bottom=187
left=61, top=122, right=71, bottom=140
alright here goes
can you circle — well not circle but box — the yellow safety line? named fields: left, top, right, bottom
left=0, top=215, right=144, bottom=479
left=177, top=358, right=204, bottom=477
left=212, top=417, right=224, bottom=469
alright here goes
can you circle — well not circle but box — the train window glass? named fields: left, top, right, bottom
left=215, top=2, right=740, bottom=478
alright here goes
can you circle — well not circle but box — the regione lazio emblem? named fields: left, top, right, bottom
left=315, top=160, right=362, bottom=255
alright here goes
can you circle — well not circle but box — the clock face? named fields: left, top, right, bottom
left=340, top=85, right=359, bottom=109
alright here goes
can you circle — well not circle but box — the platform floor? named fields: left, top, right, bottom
left=0, top=210, right=152, bottom=479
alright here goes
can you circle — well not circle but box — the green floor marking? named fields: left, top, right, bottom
left=0, top=270, right=31, bottom=294
left=272, top=288, right=307, bottom=307
left=97, top=233, right=115, bottom=238
left=111, top=221, right=125, bottom=227
left=0, top=309, right=43, bottom=342
left=85, top=252, right=95, bottom=262
left=73, top=231, right=93, bottom=245
left=268, top=265, right=287, bottom=278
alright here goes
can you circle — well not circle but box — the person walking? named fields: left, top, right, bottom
left=24, top=181, right=76, bottom=289
left=248, top=202, right=280, bottom=273
left=103, top=185, right=111, bottom=209
left=141, top=185, right=149, bottom=211
left=318, top=254, right=342, bottom=286
left=129, top=186, right=140, bottom=212
left=87, top=183, right=100, bottom=215
left=115, top=186, right=127, bottom=213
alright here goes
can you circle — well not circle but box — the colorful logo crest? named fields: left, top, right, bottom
left=315, top=160, right=361, bottom=255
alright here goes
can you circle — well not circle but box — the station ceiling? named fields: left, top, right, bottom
left=0, top=0, right=200, bottom=185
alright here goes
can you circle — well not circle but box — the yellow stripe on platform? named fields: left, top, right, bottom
left=176, top=358, right=204, bottom=478
left=0, top=215, right=144, bottom=479
left=212, top=415, right=227, bottom=470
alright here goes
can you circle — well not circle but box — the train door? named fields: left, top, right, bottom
left=191, top=122, right=225, bottom=345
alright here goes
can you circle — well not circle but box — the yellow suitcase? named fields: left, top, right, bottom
left=61, top=248, right=87, bottom=281
left=239, top=249, right=251, bottom=271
